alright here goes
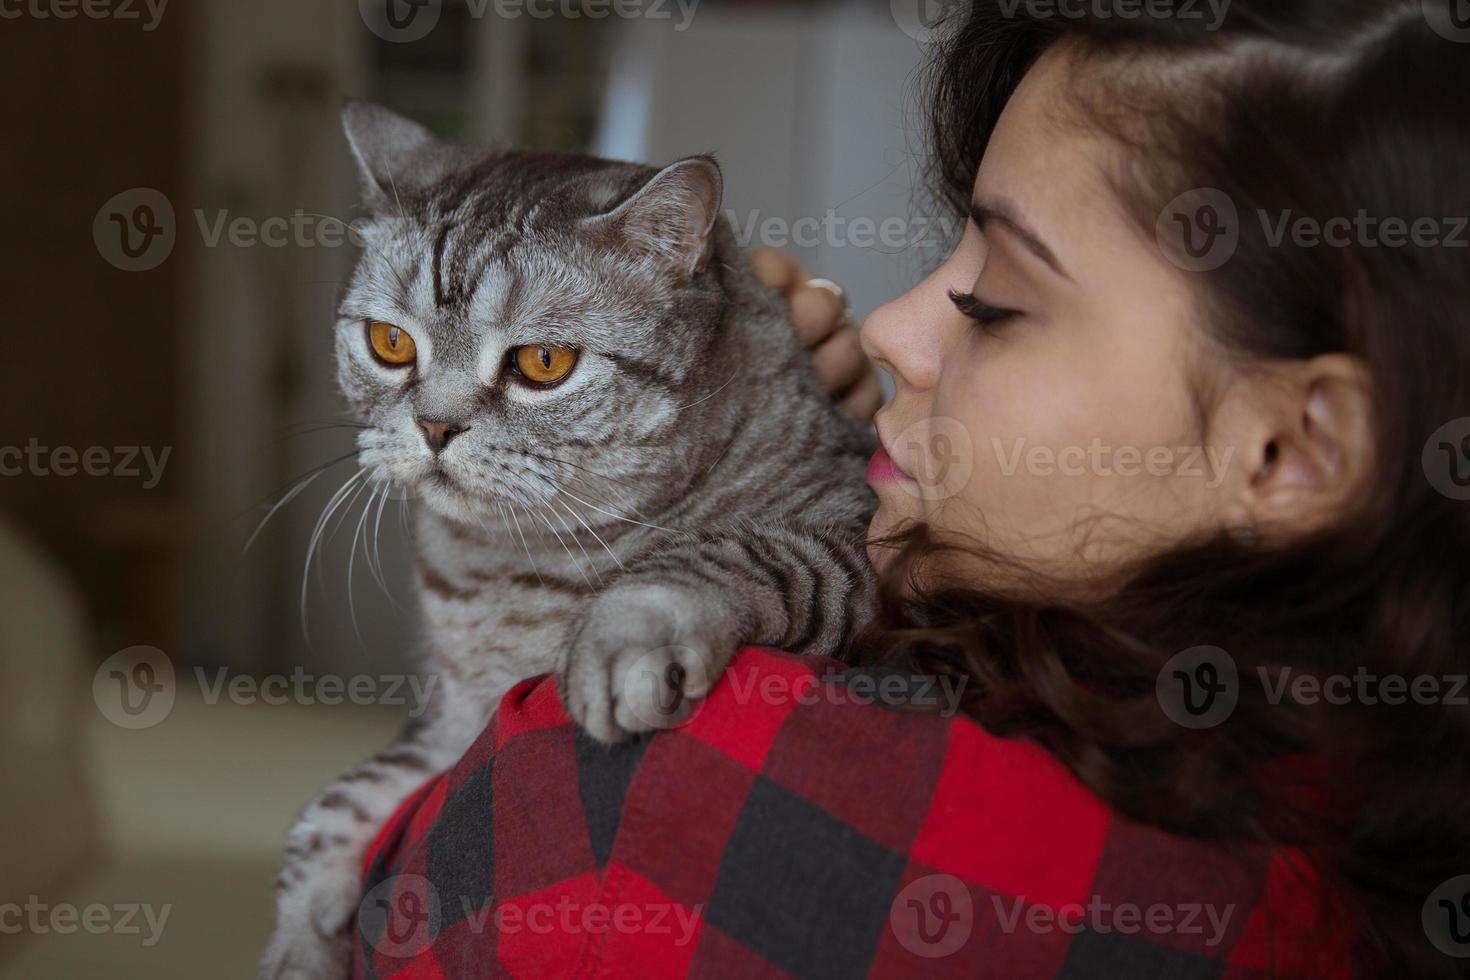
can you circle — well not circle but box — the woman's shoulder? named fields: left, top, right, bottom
left=356, top=647, right=1350, bottom=979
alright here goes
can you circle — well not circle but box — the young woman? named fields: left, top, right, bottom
left=353, top=2, right=1470, bottom=976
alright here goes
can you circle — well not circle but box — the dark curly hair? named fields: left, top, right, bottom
left=854, top=1, right=1470, bottom=975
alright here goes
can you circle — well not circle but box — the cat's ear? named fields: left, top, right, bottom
left=341, top=100, right=446, bottom=203
left=589, top=156, right=723, bottom=279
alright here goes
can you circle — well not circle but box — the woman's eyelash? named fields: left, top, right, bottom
left=948, top=289, right=1021, bottom=329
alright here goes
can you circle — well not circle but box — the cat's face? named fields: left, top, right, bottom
left=334, top=104, right=725, bottom=528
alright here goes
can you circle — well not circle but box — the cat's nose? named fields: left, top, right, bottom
left=418, top=418, right=468, bottom=454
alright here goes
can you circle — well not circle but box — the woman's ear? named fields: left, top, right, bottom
left=1217, top=354, right=1374, bottom=537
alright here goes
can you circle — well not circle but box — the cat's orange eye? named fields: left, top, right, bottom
left=512, top=345, right=578, bottom=386
left=368, top=321, right=417, bottom=367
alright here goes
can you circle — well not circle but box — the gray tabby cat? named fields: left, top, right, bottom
left=259, top=102, right=876, bottom=979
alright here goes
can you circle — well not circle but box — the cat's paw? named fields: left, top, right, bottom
left=257, top=820, right=361, bottom=980
left=561, top=581, right=739, bottom=743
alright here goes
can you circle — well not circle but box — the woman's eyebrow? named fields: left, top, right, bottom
left=970, top=198, right=1073, bottom=282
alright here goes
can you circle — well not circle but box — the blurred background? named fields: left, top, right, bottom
left=0, top=0, right=952, bottom=975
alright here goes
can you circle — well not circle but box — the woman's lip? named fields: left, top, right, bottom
left=867, top=443, right=916, bottom=485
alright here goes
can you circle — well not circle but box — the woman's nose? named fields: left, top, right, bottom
left=860, top=280, right=945, bottom=395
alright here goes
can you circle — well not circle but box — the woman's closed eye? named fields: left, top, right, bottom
left=948, top=289, right=1023, bottom=331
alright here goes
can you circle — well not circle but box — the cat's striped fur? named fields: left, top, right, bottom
left=260, top=103, right=876, bottom=979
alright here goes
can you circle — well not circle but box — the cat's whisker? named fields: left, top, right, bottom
left=243, top=450, right=361, bottom=535
left=531, top=504, right=598, bottom=590
left=279, top=417, right=371, bottom=434
left=551, top=481, right=679, bottom=535
left=551, top=492, right=625, bottom=573
left=504, top=503, right=544, bottom=587
left=671, top=371, right=738, bottom=414
left=386, top=171, right=407, bottom=224
left=301, top=468, right=367, bottom=640
left=558, top=468, right=644, bottom=516
left=320, top=478, right=371, bottom=590
left=368, top=484, right=395, bottom=602
left=543, top=496, right=608, bottom=581
left=346, top=482, right=379, bottom=650
left=245, top=469, right=326, bottom=554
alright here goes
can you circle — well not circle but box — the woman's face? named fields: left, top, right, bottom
left=862, top=48, right=1239, bottom=581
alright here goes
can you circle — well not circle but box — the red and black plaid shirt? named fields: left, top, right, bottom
left=353, top=647, right=1353, bottom=979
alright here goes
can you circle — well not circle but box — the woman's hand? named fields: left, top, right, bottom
left=752, top=249, right=883, bottom=425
